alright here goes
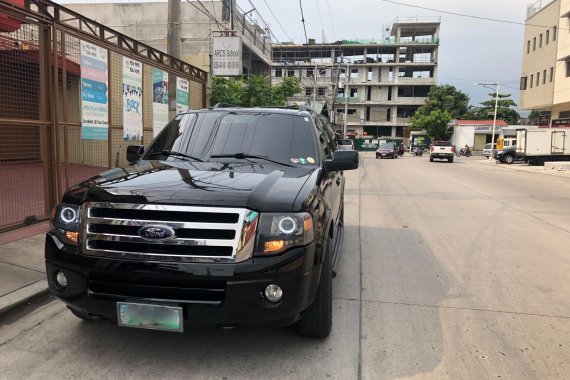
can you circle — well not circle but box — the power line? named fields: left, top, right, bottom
left=377, top=0, right=570, bottom=31
left=324, top=0, right=338, bottom=41
left=186, top=0, right=226, bottom=30
left=314, top=0, right=326, bottom=42
left=257, top=0, right=294, bottom=42
left=299, top=0, right=309, bottom=44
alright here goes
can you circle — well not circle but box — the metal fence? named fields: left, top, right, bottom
left=0, top=0, right=207, bottom=231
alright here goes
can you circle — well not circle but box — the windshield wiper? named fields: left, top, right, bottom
left=210, top=153, right=295, bottom=168
left=145, top=150, right=204, bottom=162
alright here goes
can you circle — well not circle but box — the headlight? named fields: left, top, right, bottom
left=51, top=204, right=81, bottom=245
left=255, top=212, right=314, bottom=256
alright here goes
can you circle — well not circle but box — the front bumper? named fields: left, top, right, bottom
left=45, top=233, right=321, bottom=328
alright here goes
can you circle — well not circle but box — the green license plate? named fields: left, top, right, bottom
left=117, top=302, right=183, bottom=332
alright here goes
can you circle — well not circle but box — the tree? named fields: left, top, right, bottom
left=527, top=109, right=550, bottom=125
left=209, top=75, right=301, bottom=107
left=415, top=84, right=470, bottom=119
left=467, top=93, right=520, bottom=125
left=410, top=109, right=452, bottom=140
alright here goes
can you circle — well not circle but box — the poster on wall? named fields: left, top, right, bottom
left=80, top=40, right=108, bottom=140
left=176, top=77, right=189, bottom=114
left=152, top=68, right=169, bottom=137
left=123, top=57, right=143, bottom=141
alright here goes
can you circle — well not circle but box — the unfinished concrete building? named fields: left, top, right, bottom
left=271, top=18, right=440, bottom=139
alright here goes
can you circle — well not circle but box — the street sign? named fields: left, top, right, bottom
left=212, top=37, right=242, bottom=76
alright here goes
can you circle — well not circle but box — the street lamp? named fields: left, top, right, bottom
left=475, top=82, right=500, bottom=154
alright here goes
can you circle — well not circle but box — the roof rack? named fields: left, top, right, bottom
left=212, top=103, right=240, bottom=108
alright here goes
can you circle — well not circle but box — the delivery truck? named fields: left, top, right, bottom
left=516, top=128, right=570, bottom=166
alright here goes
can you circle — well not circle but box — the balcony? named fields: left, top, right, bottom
left=395, top=97, right=428, bottom=105
left=397, top=77, right=436, bottom=84
left=335, top=96, right=362, bottom=104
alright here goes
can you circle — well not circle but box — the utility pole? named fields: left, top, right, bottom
left=343, top=62, right=350, bottom=138
left=313, top=62, right=317, bottom=107
left=230, top=0, right=234, bottom=31
left=167, top=0, right=181, bottom=116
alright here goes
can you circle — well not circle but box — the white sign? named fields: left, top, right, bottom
left=176, top=77, right=189, bottom=114
left=152, top=68, right=169, bottom=137
left=122, top=57, right=143, bottom=141
left=212, top=36, right=242, bottom=76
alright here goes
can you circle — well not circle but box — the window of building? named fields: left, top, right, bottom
left=350, top=88, right=358, bottom=98
left=395, top=126, right=404, bottom=137
left=539, top=33, right=543, bottom=48
left=367, top=86, right=372, bottom=101
left=275, top=69, right=282, bottom=78
left=317, top=87, right=325, bottom=96
left=550, top=67, right=554, bottom=82
left=543, top=69, right=547, bottom=84
left=530, top=74, right=534, bottom=88
left=305, top=87, right=314, bottom=96
left=520, top=76, right=527, bottom=90
left=527, top=40, right=530, bottom=54
left=546, top=30, right=550, bottom=44
left=536, top=72, right=540, bottom=86
left=287, top=69, right=295, bottom=77
left=307, top=68, right=314, bottom=77
left=533, top=37, right=536, bottom=50
left=366, top=107, right=371, bottom=121
left=554, top=26, right=557, bottom=41
left=350, top=68, right=358, bottom=79
left=347, top=109, right=357, bottom=114
left=319, top=69, right=326, bottom=77
left=566, top=61, right=570, bottom=77
left=367, top=67, right=373, bottom=81
left=386, top=108, right=391, bottom=121
left=378, top=67, right=382, bottom=81
left=559, top=111, right=570, bottom=118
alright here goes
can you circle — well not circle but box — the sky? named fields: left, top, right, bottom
left=237, top=0, right=529, bottom=111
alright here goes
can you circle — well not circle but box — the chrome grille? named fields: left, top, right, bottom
left=82, top=202, right=259, bottom=263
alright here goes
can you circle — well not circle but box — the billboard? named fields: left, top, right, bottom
left=212, top=36, right=242, bottom=76
left=80, top=40, right=109, bottom=140
left=152, top=68, right=169, bottom=137
left=176, top=77, right=189, bottom=114
left=123, top=58, right=143, bottom=141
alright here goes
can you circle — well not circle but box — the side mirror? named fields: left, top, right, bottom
left=126, top=145, right=144, bottom=164
left=325, top=150, right=359, bottom=172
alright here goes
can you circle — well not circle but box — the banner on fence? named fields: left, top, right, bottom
left=176, top=77, right=189, bottom=114
left=152, top=68, right=169, bottom=137
left=80, top=40, right=109, bottom=140
left=123, top=58, right=143, bottom=141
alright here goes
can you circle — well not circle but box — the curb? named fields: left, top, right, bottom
left=470, top=159, right=570, bottom=178
left=0, top=280, right=49, bottom=316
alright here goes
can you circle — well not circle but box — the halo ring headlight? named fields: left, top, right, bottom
left=278, top=216, right=297, bottom=234
left=60, top=207, right=78, bottom=224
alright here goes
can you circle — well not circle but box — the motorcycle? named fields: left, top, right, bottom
left=457, top=148, right=472, bottom=157
left=413, top=147, right=423, bottom=157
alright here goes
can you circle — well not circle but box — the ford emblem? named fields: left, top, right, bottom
left=138, top=225, right=176, bottom=241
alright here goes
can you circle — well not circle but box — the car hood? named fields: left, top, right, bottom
left=62, top=160, right=316, bottom=212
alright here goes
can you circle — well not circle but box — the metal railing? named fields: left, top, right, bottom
left=527, top=0, right=556, bottom=19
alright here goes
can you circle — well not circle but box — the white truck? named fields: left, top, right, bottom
left=516, top=128, right=570, bottom=166
left=429, top=140, right=455, bottom=163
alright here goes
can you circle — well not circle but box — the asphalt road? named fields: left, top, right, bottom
left=1, top=154, right=569, bottom=379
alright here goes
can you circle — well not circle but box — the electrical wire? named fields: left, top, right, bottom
left=377, top=0, right=570, bottom=31
left=257, top=0, right=294, bottom=42
left=299, top=0, right=309, bottom=44
left=325, top=0, right=338, bottom=42
left=186, top=0, right=227, bottom=30
left=314, top=0, right=326, bottom=42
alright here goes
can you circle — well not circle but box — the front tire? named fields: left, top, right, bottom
left=429, top=157, right=434, bottom=162
left=448, top=157, right=453, bottom=163
left=504, top=154, right=514, bottom=164
left=295, top=241, right=333, bottom=339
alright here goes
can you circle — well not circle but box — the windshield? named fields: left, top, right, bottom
left=145, top=111, right=318, bottom=166
left=339, top=139, right=353, bottom=145
left=378, top=143, right=394, bottom=149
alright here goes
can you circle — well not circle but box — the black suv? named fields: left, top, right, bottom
left=45, top=106, right=358, bottom=338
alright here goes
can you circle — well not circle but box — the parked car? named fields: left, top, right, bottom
left=45, top=105, right=359, bottom=339
left=376, top=142, right=398, bottom=159
left=482, top=143, right=497, bottom=159
left=494, top=145, right=522, bottom=164
left=338, top=138, right=355, bottom=150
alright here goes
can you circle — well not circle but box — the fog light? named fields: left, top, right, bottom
left=55, top=271, right=68, bottom=288
left=264, top=284, right=283, bottom=303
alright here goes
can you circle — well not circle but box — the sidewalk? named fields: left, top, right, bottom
left=469, top=156, right=570, bottom=178
left=0, top=222, right=50, bottom=315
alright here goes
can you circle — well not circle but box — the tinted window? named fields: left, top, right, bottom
left=145, top=111, right=318, bottom=165
left=379, top=143, right=394, bottom=149
left=434, top=141, right=450, bottom=146
left=339, top=139, right=353, bottom=146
